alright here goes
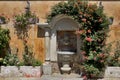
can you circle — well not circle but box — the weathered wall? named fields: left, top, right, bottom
left=0, top=1, right=60, bottom=62
left=1, top=24, right=45, bottom=62
left=0, top=1, right=120, bottom=24
left=0, top=1, right=60, bottom=23
left=0, top=1, right=120, bottom=61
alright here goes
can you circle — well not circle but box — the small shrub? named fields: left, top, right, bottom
left=14, top=11, right=38, bottom=28
left=104, top=41, right=120, bottom=66
left=32, top=59, right=42, bottom=67
left=13, top=11, right=38, bottom=39
left=2, top=53, right=20, bottom=66
left=83, top=64, right=100, bottom=78
left=0, top=27, right=10, bottom=57
left=22, top=45, right=42, bottom=66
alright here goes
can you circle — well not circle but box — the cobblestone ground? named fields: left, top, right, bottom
left=0, top=73, right=83, bottom=80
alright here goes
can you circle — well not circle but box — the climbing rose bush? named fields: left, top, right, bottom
left=47, top=0, right=109, bottom=78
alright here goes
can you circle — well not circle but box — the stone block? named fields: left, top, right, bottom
left=20, top=66, right=42, bottom=77
left=104, top=67, right=120, bottom=80
left=42, top=63, right=52, bottom=75
left=0, top=66, right=22, bottom=77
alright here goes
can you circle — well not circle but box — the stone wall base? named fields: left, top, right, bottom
left=0, top=66, right=42, bottom=78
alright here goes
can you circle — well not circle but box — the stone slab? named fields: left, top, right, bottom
left=104, top=67, right=120, bottom=78
left=104, top=78, right=120, bottom=80
left=104, top=67, right=120, bottom=80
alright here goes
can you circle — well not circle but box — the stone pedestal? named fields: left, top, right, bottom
left=42, top=62, right=52, bottom=75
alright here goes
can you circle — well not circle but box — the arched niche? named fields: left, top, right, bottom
left=49, top=15, right=81, bottom=61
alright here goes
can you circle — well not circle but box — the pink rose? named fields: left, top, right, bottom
left=82, top=18, right=87, bottom=22
left=81, top=51, right=86, bottom=55
left=99, top=53, right=104, bottom=57
left=85, top=37, right=92, bottom=42
left=87, top=29, right=91, bottom=33
left=82, top=75, right=87, bottom=80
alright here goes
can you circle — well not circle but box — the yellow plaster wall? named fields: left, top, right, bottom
left=0, top=1, right=120, bottom=61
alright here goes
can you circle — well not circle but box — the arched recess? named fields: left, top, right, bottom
left=49, top=15, right=81, bottom=61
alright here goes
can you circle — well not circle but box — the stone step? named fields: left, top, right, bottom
left=40, top=75, right=83, bottom=80
left=40, top=74, right=83, bottom=80
left=0, top=78, right=40, bottom=80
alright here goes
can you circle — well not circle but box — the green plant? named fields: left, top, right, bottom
left=14, top=11, right=37, bottom=28
left=14, top=11, right=38, bottom=39
left=0, top=27, right=10, bottom=57
left=2, top=53, right=20, bottom=66
left=47, top=0, right=109, bottom=78
left=105, top=41, right=120, bottom=66
left=32, top=59, right=42, bottom=67
left=22, top=45, right=42, bottom=66
left=83, top=64, right=100, bottom=77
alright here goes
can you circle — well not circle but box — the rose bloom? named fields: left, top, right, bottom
left=81, top=18, right=87, bottom=22
left=93, top=50, right=96, bottom=53
left=110, top=52, right=114, bottom=56
left=79, top=11, right=83, bottom=15
left=100, top=60, right=104, bottom=63
left=88, top=3, right=92, bottom=7
left=118, top=57, right=120, bottom=61
left=82, top=75, right=87, bottom=80
left=81, top=51, right=86, bottom=55
left=85, top=37, right=92, bottom=42
left=98, top=18, right=103, bottom=22
left=94, top=57, right=97, bottom=61
left=83, top=56, right=88, bottom=60
left=99, top=53, right=104, bottom=57
left=87, top=29, right=91, bottom=33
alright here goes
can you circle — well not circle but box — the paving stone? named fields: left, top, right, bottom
left=0, top=73, right=83, bottom=80
left=40, top=74, right=83, bottom=80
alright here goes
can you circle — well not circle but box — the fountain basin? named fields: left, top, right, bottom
left=57, top=51, right=75, bottom=55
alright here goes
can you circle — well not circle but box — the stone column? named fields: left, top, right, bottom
left=43, top=27, right=52, bottom=75
left=37, top=23, right=52, bottom=75
left=45, top=28, right=50, bottom=61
